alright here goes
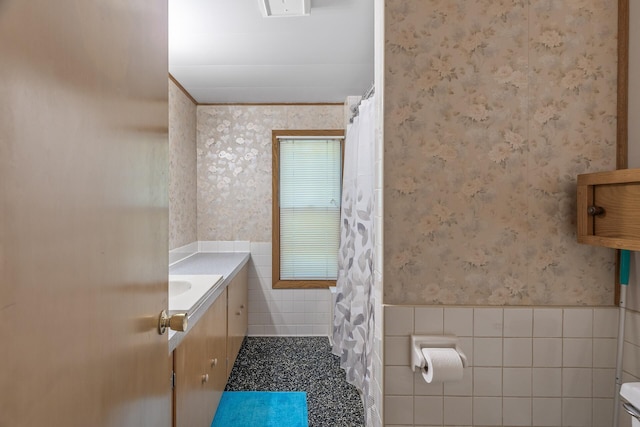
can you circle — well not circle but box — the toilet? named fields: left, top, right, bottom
left=621, top=383, right=640, bottom=426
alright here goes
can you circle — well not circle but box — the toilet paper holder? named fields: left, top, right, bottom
left=411, top=335, right=468, bottom=372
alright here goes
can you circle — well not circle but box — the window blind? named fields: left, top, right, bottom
left=279, top=139, right=341, bottom=280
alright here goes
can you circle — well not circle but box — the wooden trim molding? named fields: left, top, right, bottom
left=199, top=102, right=343, bottom=106
left=615, top=0, right=630, bottom=304
left=618, top=0, right=629, bottom=170
left=169, top=73, right=198, bottom=105
left=271, top=129, right=345, bottom=289
left=167, top=75, right=343, bottom=107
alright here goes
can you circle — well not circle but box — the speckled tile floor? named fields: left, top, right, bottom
left=225, top=336, right=364, bottom=427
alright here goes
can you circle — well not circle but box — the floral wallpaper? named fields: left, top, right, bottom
left=197, top=105, right=343, bottom=242
left=384, top=0, right=618, bottom=306
left=168, top=79, right=197, bottom=250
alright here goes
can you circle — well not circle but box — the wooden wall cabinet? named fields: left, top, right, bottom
left=226, top=265, right=248, bottom=377
left=174, top=289, right=228, bottom=427
left=577, top=168, right=640, bottom=250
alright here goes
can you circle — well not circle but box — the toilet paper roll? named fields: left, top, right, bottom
left=421, top=348, right=463, bottom=383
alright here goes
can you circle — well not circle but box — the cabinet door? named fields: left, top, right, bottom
left=204, top=289, right=228, bottom=419
left=174, top=312, right=210, bottom=427
left=174, top=290, right=228, bottom=427
left=227, top=265, right=248, bottom=376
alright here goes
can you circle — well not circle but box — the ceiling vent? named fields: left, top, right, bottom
left=260, top=0, right=310, bottom=17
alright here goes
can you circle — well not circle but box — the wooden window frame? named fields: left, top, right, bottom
left=272, top=129, right=345, bottom=289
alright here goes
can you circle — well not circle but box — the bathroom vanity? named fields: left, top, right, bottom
left=167, top=252, right=250, bottom=427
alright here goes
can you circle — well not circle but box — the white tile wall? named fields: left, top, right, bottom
left=444, top=307, right=473, bottom=336
left=414, top=396, right=443, bottom=425
left=474, top=337, right=502, bottom=366
left=533, top=397, right=562, bottom=426
left=384, top=305, right=619, bottom=426
left=385, top=395, right=413, bottom=425
left=444, top=366, right=472, bottom=396
left=533, top=338, right=563, bottom=367
left=196, top=241, right=332, bottom=336
left=592, top=368, right=615, bottom=398
left=533, top=368, right=562, bottom=397
left=474, top=308, right=503, bottom=337
left=623, top=309, right=640, bottom=379
left=250, top=241, right=331, bottom=336
left=504, top=338, right=532, bottom=366
left=593, top=308, right=618, bottom=338
left=474, top=367, right=502, bottom=396
left=563, top=338, right=592, bottom=367
left=562, top=368, right=592, bottom=397
left=621, top=308, right=640, bottom=426
left=534, top=309, right=563, bottom=337
left=473, top=396, right=502, bottom=426
left=198, top=240, right=251, bottom=253
left=503, top=397, right=531, bottom=426
left=503, top=367, right=531, bottom=397
left=444, top=396, right=472, bottom=425
left=593, top=397, right=615, bottom=427
left=504, top=308, right=533, bottom=337
left=564, top=309, right=594, bottom=338
left=415, top=307, right=444, bottom=334
left=562, top=398, right=591, bottom=426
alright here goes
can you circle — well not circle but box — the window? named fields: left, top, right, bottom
left=272, top=129, right=344, bottom=289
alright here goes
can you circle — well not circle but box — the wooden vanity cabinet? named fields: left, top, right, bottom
left=226, top=264, right=248, bottom=377
left=174, top=288, right=227, bottom=427
left=204, top=289, right=228, bottom=417
left=172, top=261, right=249, bottom=427
left=577, top=168, right=640, bottom=250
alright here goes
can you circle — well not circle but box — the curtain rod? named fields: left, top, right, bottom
left=349, top=83, right=375, bottom=123
left=362, top=83, right=375, bottom=100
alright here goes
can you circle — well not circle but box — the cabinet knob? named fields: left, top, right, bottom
left=157, top=310, right=188, bottom=335
left=240, top=304, right=245, bottom=309
left=201, top=374, right=209, bottom=384
left=210, top=358, right=218, bottom=367
left=587, top=205, right=605, bottom=216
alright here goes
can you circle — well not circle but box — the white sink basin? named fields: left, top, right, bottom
left=168, top=274, right=223, bottom=311
left=622, top=382, right=640, bottom=407
left=169, top=280, right=192, bottom=298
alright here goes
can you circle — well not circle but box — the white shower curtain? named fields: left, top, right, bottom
left=332, top=95, right=376, bottom=424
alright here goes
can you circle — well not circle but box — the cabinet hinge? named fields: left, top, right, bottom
left=171, top=370, right=176, bottom=390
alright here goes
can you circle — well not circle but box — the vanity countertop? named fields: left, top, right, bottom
left=168, top=252, right=250, bottom=353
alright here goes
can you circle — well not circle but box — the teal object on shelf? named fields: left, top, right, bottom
left=620, top=249, right=631, bottom=286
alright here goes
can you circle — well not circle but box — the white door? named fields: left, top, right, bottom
left=0, top=1, right=171, bottom=426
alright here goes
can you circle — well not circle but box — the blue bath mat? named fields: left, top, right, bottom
left=211, top=391, right=308, bottom=427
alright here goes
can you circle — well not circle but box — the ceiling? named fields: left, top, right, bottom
left=168, top=0, right=374, bottom=104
